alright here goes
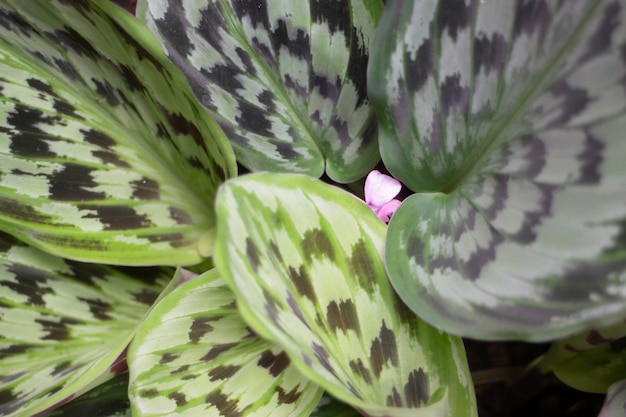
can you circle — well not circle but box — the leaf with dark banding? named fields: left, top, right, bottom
left=138, top=0, right=382, bottom=182
left=597, top=380, right=626, bottom=417
left=127, top=268, right=323, bottom=417
left=0, top=231, right=171, bottom=417
left=214, top=173, right=476, bottom=417
left=370, top=0, right=626, bottom=340
left=0, top=0, right=237, bottom=265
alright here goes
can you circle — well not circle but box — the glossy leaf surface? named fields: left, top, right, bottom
left=139, top=0, right=382, bottom=182
left=128, top=268, right=323, bottom=417
left=372, top=0, right=626, bottom=340
left=0, top=0, right=236, bottom=265
left=0, top=231, right=170, bottom=417
left=214, top=173, right=476, bottom=417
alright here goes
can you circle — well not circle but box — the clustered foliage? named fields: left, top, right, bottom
left=0, top=1, right=625, bottom=416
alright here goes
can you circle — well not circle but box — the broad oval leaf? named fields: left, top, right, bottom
left=598, top=380, right=626, bottom=417
left=372, top=0, right=626, bottom=340
left=138, top=0, right=382, bottom=182
left=0, top=231, right=170, bottom=417
left=214, top=173, right=476, bottom=417
left=128, top=268, right=323, bottom=417
left=0, top=0, right=237, bottom=265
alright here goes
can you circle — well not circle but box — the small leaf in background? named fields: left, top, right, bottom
left=372, top=0, right=626, bottom=341
left=214, top=173, right=476, bottom=417
left=310, top=395, right=361, bottom=417
left=0, top=231, right=171, bottom=417
left=548, top=335, right=626, bottom=394
left=598, top=380, right=626, bottom=417
left=138, top=0, right=382, bottom=182
left=127, top=268, right=323, bottom=417
left=36, top=374, right=131, bottom=417
left=0, top=0, right=237, bottom=265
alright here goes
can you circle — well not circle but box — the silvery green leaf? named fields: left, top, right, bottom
left=371, top=0, right=626, bottom=340
left=214, top=173, right=477, bottom=417
left=0, top=0, right=236, bottom=265
left=598, top=380, right=626, bottom=417
left=0, top=231, right=170, bottom=417
left=128, top=268, right=323, bottom=417
left=138, top=0, right=382, bottom=182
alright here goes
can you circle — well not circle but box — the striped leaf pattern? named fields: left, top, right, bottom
left=0, top=0, right=237, bottom=265
left=138, top=0, right=382, bottom=182
left=370, top=0, right=626, bottom=340
left=214, top=173, right=476, bottom=417
left=128, top=269, right=323, bottom=417
left=0, top=231, right=170, bottom=417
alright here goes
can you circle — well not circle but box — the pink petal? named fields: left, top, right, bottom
left=376, top=199, right=402, bottom=223
left=364, top=170, right=401, bottom=208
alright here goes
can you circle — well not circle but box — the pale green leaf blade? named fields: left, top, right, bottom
left=0, top=0, right=237, bottom=265
left=598, top=380, right=626, bottom=417
left=0, top=231, right=170, bottom=417
left=373, top=1, right=626, bottom=340
left=214, top=173, right=477, bottom=417
left=128, top=268, right=323, bottom=417
left=138, top=0, right=382, bottom=182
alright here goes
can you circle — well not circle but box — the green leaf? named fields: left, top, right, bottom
left=214, top=173, right=476, bottom=417
left=310, top=395, right=361, bottom=417
left=37, top=374, right=131, bottom=417
left=372, top=0, right=626, bottom=340
left=0, top=0, right=237, bottom=265
left=138, top=0, right=382, bottom=182
left=127, top=268, right=323, bottom=417
left=0, top=231, right=170, bottom=417
left=598, top=380, right=626, bottom=417
left=550, top=336, right=626, bottom=394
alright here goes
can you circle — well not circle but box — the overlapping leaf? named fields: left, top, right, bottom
left=37, top=374, right=131, bottom=417
left=214, top=173, right=476, bottom=417
left=0, top=0, right=237, bottom=265
left=0, top=231, right=171, bottom=417
left=598, top=380, right=626, bottom=417
left=370, top=0, right=626, bottom=340
left=128, top=268, right=323, bottom=417
left=138, top=0, right=382, bottom=182
left=548, top=335, right=626, bottom=394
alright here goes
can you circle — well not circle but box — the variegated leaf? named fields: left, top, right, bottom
left=598, top=380, right=626, bottom=417
left=128, top=268, right=323, bottom=417
left=549, top=335, right=626, bottom=394
left=37, top=374, right=131, bottom=417
left=0, top=231, right=170, bottom=417
left=371, top=0, right=626, bottom=340
left=138, top=0, right=382, bottom=182
left=0, top=0, right=237, bottom=265
left=214, top=173, right=476, bottom=417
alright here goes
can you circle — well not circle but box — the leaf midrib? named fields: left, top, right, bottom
left=442, top=1, right=602, bottom=194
